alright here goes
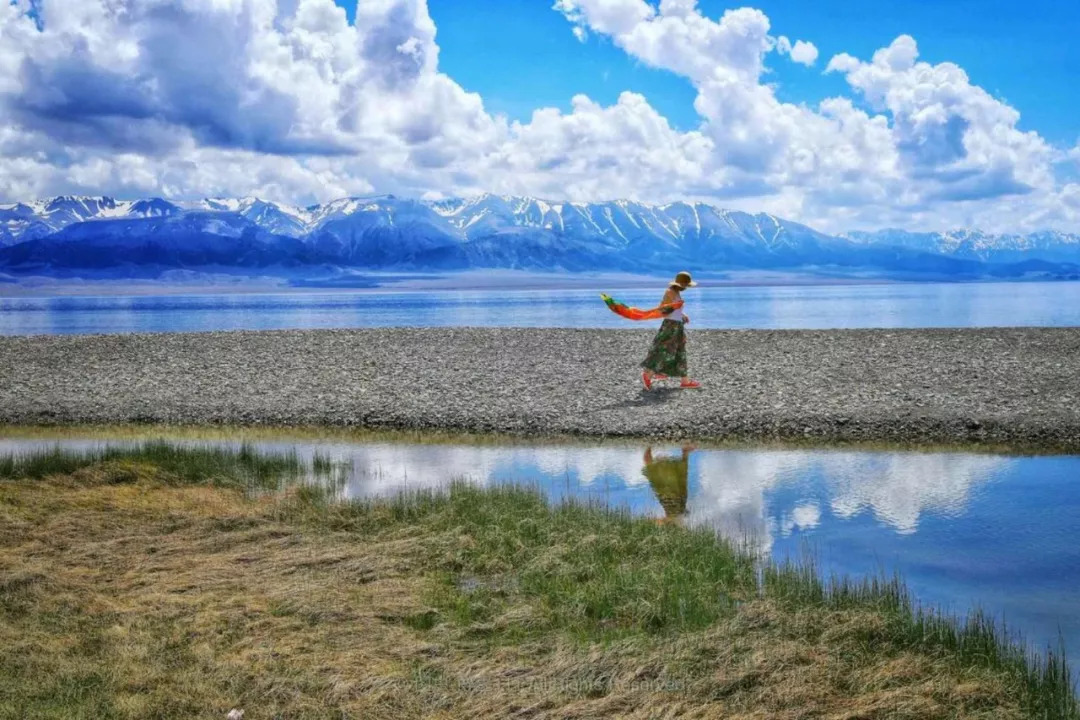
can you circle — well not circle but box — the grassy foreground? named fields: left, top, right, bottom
left=0, top=445, right=1076, bottom=719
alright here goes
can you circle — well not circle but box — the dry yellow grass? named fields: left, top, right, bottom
left=0, top=468, right=1047, bottom=719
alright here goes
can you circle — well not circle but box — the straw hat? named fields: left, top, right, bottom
left=673, top=271, right=697, bottom=288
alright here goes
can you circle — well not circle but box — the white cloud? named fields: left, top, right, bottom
left=494, top=92, right=714, bottom=201
left=789, top=40, right=818, bottom=66
left=1065, top=183, right=1080, bottom=208
left=825, top=53, right=860, bottom=74
left=556, top=0, right=773, bottom=85
left=0, top=0, right=1075, bottom=233
left=1067, top=143, right=1080, bottom=166
left=552, top=0, right=903, bottom=208
left=0, top=0, right=518, bottom=202
left=825, top=35, right=1053, bottom=195
left=776, top=35, right=818, bottom=66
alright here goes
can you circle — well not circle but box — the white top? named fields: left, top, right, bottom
left=664, top=288, right=684, bottom=322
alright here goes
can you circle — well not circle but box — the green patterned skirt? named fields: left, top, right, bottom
left=642, top=319, right=687, bottom=377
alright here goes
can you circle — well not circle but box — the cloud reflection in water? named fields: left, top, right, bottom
left=318, top=443, right=1010, bottom=554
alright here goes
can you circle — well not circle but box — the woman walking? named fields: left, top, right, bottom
left=641, top=271, right=701, bottom=390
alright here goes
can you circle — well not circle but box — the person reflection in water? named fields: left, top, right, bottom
left=642, top=445, right=693, bottom=526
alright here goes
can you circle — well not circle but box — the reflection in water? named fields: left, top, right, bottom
left=821, top=453, right=1007, bottom=533
left=781, top=503, right=822, bottom=537
left=0, top=437, right=1008, bottom=543
left=687, top=450, right=1010, bottom=553
left=326, top=443, right=1009, bottom=553
left=314, top=442, right=655, bottom=495
left=687, top=451, right=800, bottom=553
left=642, top=446, right=691, bottom=525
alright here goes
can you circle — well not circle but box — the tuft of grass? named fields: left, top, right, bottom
left=0, top=442, right=306, bottom=491
left=765, top=558, right=1080, bottom=719
left=310, top=451, right=335, bottom=476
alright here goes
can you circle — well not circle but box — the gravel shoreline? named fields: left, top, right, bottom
left=1, top=327, right=1077, bottom=450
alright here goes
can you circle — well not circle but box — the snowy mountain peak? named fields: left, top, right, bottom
left=194, top=197, right=311, bottom=236
left=44, top=194, right=113, bottom=206
left=126, top=198, right=181, bottom=217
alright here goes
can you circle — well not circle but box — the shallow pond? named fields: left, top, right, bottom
left=3, top=430, right=1078, bottom=667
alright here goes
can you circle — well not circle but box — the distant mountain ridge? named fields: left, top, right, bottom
left=845, top=228, right=1080, bottom=265
left=1, top=194, right=1078, bottom=280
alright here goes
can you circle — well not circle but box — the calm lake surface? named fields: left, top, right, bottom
left=4, top=431, right=1078, bottom=665
left=2, top=281, right=1079, bottom=335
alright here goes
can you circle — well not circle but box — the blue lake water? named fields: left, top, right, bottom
left=3, top=431, right=1078, bottom=666
left=1, top=280, right=1079, bottom=334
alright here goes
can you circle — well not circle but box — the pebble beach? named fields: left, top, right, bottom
left=1, top=327, right=1077, bottom=449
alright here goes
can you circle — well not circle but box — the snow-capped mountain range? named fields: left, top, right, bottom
left=1, top=194, right=1078, bottom=279
left=845, top=228, right=1080, bottom=265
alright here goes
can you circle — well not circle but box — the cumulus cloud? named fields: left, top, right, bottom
left=776, top=35, right=818, bottom=66
left=0, top=0, right=1075, bottom=233
left=825, top=35, right=1053, bottom=196
left=553, top=0, right=900, bottom=206
left=493, top=92, right=714, bottom=200
left=1064, top=184, right=1080, bottom=209
left=1067, top=143, right=1080, bottom=166
left=0, top=0, right=505, bottom=191
left=789, top=41, right=818, bottom=66
left=552, top=0, right=1071, bottom=231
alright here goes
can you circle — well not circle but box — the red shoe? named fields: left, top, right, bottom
left=680, top=379, right=701, bottom=389
left=653, top=374, right=669, bottom=381
left=641, top=371, right=653, bottom=390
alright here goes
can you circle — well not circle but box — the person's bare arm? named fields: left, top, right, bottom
left=660, top=288, right=679, bottom=312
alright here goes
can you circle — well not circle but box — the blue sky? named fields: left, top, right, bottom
left=1, top=0, right=1078, bottom=233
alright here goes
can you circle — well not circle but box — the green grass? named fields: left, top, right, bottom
left=310, top=451, right=335, bottom=476
left=295, top=482, right=1079, bottom=718
left=764, top=558, right=1078, bottom=719
left=0, top=442, right=306, bottom=491
left=1, top=445, right=1077, bottom=718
